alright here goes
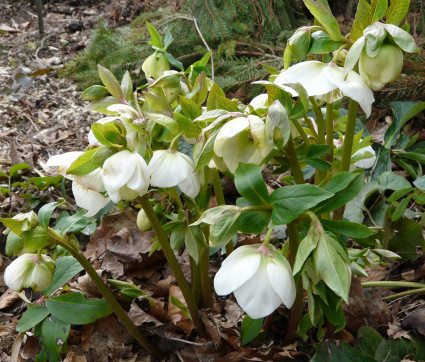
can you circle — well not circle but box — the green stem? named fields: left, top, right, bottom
left=285, top=137, right=305, bottom=185
left=169, top=132, right=183, bottom=151
left=190, top=256, right=201, bottom=304
left=169, top=187, right=184, bottom=208
left=326, top=102, right=334, bottom=164
left=262, top=223, right=274, bottom=247
left=361, top=281, right=425, bottom=289
left=340, top=99, right=359, bottom=172
left=47, top=229, right=163, bottom=358
left=212, top=169, right=234, bottom=255
left=333, top=100, right=359, bottom=221
left=382, top=207, right=393, bottom=250
left=382, top=288, right=425, bottom=301
left=199, top=243, right=212, bottom=308
left=283, top=221, right=303, bottom=345
left=139, top=195, right=206, bottom=337
left=292, top=119, right=311, bottom=146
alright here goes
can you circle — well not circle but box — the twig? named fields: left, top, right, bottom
left=158, top=15, right=214, bottom=81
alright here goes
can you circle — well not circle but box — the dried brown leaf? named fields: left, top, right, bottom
left=0, top=289, right=19, bottom=310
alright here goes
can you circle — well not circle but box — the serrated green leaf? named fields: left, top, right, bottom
left=41, top=315, right=70, bottom=353
left=45, top=292, right=112, bottom=325
left=16, top=305, right=50, bottom=332
left=371, top=0, right=388, bottom=22
left=88, top=96, right=119, bottom=115
left=164, top=51, right=184, bottom=70
left=120, top=71, right=133, bottom=100
left=80, top=85, right=108, bottom=102
left=146, top=21, right=163, bottom=49
left=207, top=83, right=226, bottom=111
left=194, top=131, right=218, bottom=171
left=303, top=0, right=344, bottom=41
left=179, top=96, right=202, bottom=120
left=209, top=211, right=241, bottom=247
left=67, top=147, right=116, bottom=176
left=320, top=219, right=375, bottom=238
left=314, top=234, right=350, bottom=301
left=43, top=256, right=84, bottom=296
left=391, top=195, right=411, bottom=222
left=237, top=198, right=271, bottom=234
left=185, top=225, right=204, bottom=264
left=234, top=163, right=269, bottom=205
left=97, top=65, right=123, bottom=100
left=308, top=30, right=342, bottom=54
left=350, top=0, right=372, bottom=42
left=270, top=185, right=334, bottom=225
left=173, top=112, right=202, bottom=138
left=386, top=0, right=410, bottom=26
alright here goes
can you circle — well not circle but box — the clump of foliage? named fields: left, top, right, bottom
left=63, top=0, right=306, bottom=94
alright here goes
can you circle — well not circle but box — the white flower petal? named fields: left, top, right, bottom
left=333, top=70, right=375, bottom=118
left=102, top=151, right=138, bottom=199
left=149, top=150, right=192, bottom=188
left=214, top=117, right=250, bottom=157
left=353, top=145, right=376, bottom=169
left=214, top=246, right=261, bottom=296
left=267, top=260, right=296, bottom=309
left=74, top=168, right=105, bottom=193
left=249, top=94, right=269, bottom=110
left=126, top=153, right=150, bottom=194
left=221, top=132, right=258, bottom=173
left=233, top=260, right=283, bottom=319
left=72, top=182, right=110, bottom=217
left=178, top=172, right=200, bottom=199
left=275, top=61, right=337, bottom=96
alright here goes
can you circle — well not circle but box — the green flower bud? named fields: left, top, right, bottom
left=4, top=253, right=55, bottom=292
left=136, top=209, right=152, bottom=232
left=287, top=27, right=311, bottom=61
left=359, top=44, right=403, bottom=90
left=142, top=51, right=170, bottom=79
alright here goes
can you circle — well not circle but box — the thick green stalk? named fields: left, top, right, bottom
left=304, top=116, right=318, bottom=138
left=283, top=221, right=303, bottom=345
left=326, top=102, right=334, bottom=164
left=47, top=229, right=163, bottom=358
left=333, top=99, right=359, bottom=221
left=169, top=187, right=184, bottom=208
left=362, top=281, right=425, bottom=289
left=340, top=100, right=359, bottom=172
left=285, top=137, right=305, bottom=185
left=190, top=256, right=201, bottom=304
left=139, top=195, right=206, bottom=337
left=212, top=169, right=234, bottom=255
left=382, top=288, right=425, bottom=301
left=199, top=244, right=212, bottom=308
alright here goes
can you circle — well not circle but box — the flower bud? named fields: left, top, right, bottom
left=3, top=211, right=39, bottom=235
left=142, top=51, right=170, bottom=80
left=137, top=209, right=152, bottom=232
left=359, top=44, right=403, bottom=90
left=4, top=253, right=55, bottom=292
left=287, top=27, right=311, bottom=61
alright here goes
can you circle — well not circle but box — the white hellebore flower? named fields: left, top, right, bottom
left=214, top=116, right=273, bottom=173
left=3, top=211, right=39, bottom=235
left=148, top=150, right=200, bottom=199
left=47, top=152, right=110, bottom=217
left=4, top=253, right=55, bottom=292
left=274, top=61, right=375, bottom=117
left=214, top=244, right=296, bottom=319
left=102, top=150, right=150, bottom=203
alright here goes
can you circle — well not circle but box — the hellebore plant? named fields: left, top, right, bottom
left=2, top=2, right=424, bottom=359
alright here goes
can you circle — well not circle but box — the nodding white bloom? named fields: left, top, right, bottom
left=334, top=137, right=376, bottom=169
left=274, top=61, right=375, bottom=117
left=214, top=116, right=273, bottom=174
left=102, top=150, right=150, bottom=203
left=47, top=152, right=110, bottom=216
left=148, top=150, right=200, bottom=199
left=214, top=244, right=296, bottom=319
left=4, top=253, right=55, bottom=292
left=3, top=211, right=39, bottom=235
